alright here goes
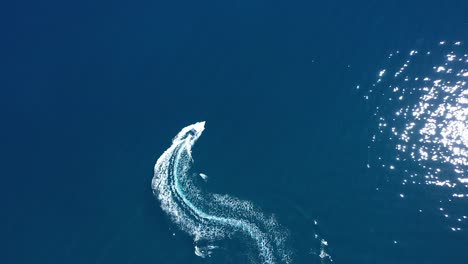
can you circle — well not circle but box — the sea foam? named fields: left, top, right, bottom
left=152, top=122, right=290, bottom=263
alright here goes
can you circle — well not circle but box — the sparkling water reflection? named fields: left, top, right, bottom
left=365, top=41, right=468, bottom=232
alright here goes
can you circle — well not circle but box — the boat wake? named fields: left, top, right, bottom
left=152, top=121, right=290, bottom=263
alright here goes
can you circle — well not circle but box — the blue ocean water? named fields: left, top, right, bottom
left=2, top=0, right=468, bottom=263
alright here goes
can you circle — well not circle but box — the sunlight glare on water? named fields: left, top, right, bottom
left=365, top=41, right=468, bottom=232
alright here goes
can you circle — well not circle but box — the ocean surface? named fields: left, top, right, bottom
left=2, top=0, right=468, bottom=263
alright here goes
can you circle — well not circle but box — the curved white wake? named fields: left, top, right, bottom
left=152, top=122, right=290, bottom=263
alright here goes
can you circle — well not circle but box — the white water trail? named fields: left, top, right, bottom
left=152, top=121, right=290, bottom=263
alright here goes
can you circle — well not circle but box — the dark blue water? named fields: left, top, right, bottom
left=2, top=0, right=468, bottom=263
